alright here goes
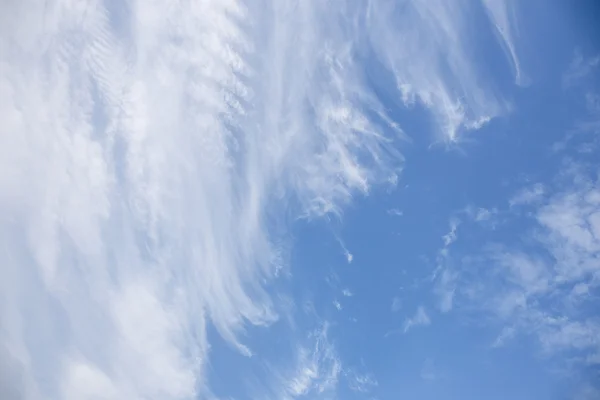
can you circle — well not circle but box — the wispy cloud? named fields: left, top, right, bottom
left=455, top=164, right=600, bottom=366
left=509, top=183, right=545, bottom=207
left=432, top=219, right=460, bottom=312
left=462, top=205, right=499, bottom=224
left=403, top=306, right=431, bottom=333
left=1, top=0, right=524, bottom=398
left=391, top=296, right=402, bottom=312
left=555, top=52, right=600, bottom=156
left=2, top=0, right=407, bottom=396
left=367, top=0, right=521, bottom=141
left=435, top=268, right=458, bottom=313
left=267, top=323, right=379, bottom=400
left=387, top=208, right=404, bottom=217
left=345, top=369, right=378, bottom=394
left=269, top=325, right=342, bottom=400
left=442, top=218, right=460, bottom=248
left=345, top=252, right=354, bottom=264
left=333, top=300, right=342, bottom=311
left=562, top=50, right=600, bottom=88
left=492, top=326, right=517, bottom=348
left=481, top=0, right=527, bottom=86
left=336, top=237, right=354, bottom=264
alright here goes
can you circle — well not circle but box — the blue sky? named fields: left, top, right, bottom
left=1, top=1, right=600, bottom=399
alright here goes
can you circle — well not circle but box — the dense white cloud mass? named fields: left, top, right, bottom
left=0, top=1, right=521, bottom=399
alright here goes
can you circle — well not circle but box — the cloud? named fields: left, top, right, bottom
left=336, top=237, right=354, bottom=264
left=0, top=0, right=526, bottom=398
left=555, top=52, right=600, bottom=156
left=0, top=0, right=400, bottom=397
left=420, top=358, right=437, bottom=381
left=474, top=207, right=495, bottom=222
left=453, top=164, right=600, bottom=367
left=270, top=328, right=378, bottom=399
left=345, top=370, right=378, bottom=394
left=391, top=296, right=402, bottom=312
left=490, top=251, right=551, bottom=295
left=535, top=180, right=600, bottom=285
left=387, top=208, right=404, bottom=216
left=432, top=219, right=460, bottom=312
left=345, top=252, right=354, bottom=264
left=509, top=183, right=545, bottom=207
left=403, top=306, right=431, bottom=333
left=464, top=206, right=499, bottom=224
left=435, top=268, right=457, bottom=313
left=492, top=326, right=516, bottom=348
left=267, top=325, right=342, bottom=400
left=563, top=51, right=600, bottom=88
left=481, top=0, right=526, bottom=86
left=442, top=219, right=460, bottom=248
left=333, top=300, right=342, bottom=311
left=366, top=0, right=521, bottom=142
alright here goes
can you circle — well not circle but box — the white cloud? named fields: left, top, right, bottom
left=403, top=306, right=431, bottom=333
left=0, top=0, right=526, bottom=398
left=442, top=219, right=460, bottom=247
left=537, top=318, right=600, bottom=355
left=491, top=251, right=551, bottom=295
left=432, top=219, right=460, bottom=312
left=462, top=206, right=501, bottom=230
left=475, top=208, right=493, bottom=222
left=391, top=296, right=402, bottom=312
left=345, top=370, right=378, bottom=393
left=271, top=325, right=342, bottom=400
left=453, top=164, right=600, bottom=367
left=367, top=0, right=521, bottom=141
left=492, top=326, right=516, bottom=348
left=267, top=325, right=379, bottom=399
left=345, top=252, right=354, bottom=264
left=481, top=0, right=527, bottom=86
left=387, top=208, right=404, bottom=216
left=333, top=300, right=342, bottom=311
left=509, top=183, right=545, bottom=207
left=61, top=360, right=124, bottom=400
left=435, top=268, right=457, bottom=313
left=342, top=289, right=353, bottom=297
left=336, top=237, right=354, bottom=264
left=0, top=0, right=398, bottom=397
left=563, top=51, right=600, bottom=88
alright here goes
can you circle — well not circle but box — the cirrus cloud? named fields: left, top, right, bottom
left=0, top=0, right=523, bottom=399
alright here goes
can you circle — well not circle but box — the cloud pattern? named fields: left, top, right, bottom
left=1, top=1, right=598, bottom=399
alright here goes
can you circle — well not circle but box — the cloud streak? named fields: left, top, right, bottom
left=261, top=324, right=343, bottom=400
left=0, top=0, right=523, bottom=398
left=403, top=306, right=431, bottom=333
left=367, top=0, right=521, bottom=141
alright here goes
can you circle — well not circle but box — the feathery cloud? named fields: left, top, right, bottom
left=458, top=165, right=600, bottom=365
left=0, top=0, right=524, bottom=398
left=403, top=306, right=431, bottom=333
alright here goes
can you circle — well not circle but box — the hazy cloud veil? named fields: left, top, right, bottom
left=0, top=0, right=522, bottom=399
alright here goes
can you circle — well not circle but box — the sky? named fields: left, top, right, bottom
left=1, top=1, right=600, bottom=399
